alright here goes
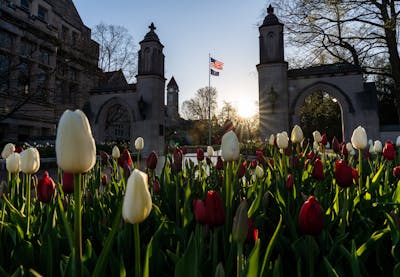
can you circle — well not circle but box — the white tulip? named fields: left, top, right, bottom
left=135, top=137, right=144, bottom=151
left=6, top=152, right=20, bottom=173
left=373, top=140, right=383, bottom=153
left=291, top=125, right=304, bottom=144
left=312, top=131, right=322, bottom=143
left=122, top=169, right=152, bottom=224
left=346, top=142, right=353, bottom=152
left=1, top=143, right=15, bottom=159
left=268, top=134, right=275, bottom=146
left=369, top=143, right=375, bottom=154
left=221, top=131, right=240, bottom=161
left=20, top=147, right=40, bottom=174
left=351, top=126, right=368, bottom=150
left=276, top=132, right=289, bottom=149
left=255, top=165, right=264, bottom=179
left=112, top=146, right=120, bottom=159
left=207, top=146, right=214, bottom=157
left=56, top=109, right=96, bottom=173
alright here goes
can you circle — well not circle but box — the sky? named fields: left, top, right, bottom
left=73, top=0, right=271, bottom=118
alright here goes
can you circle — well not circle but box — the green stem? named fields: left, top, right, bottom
left=175, top=173, right=180, bottom=226
left=74, top=173, right=82, bottom=277
left=358, top=149, right=363, bottom=195
left=0, top=201, right=6, bottom=232
left=137, top=151, right=141, bottom=169
left=307, top=236, right=314, bottom=277
left=237, top=242, right=243, bottom=277
left=213, top=229, right=218, bottom=273
left=26, top=173, right=31, bottom=236
left=133, top=223, right=141, bottom=277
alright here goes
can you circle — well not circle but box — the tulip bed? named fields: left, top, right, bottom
left=1, top=120, right=400, bottom=276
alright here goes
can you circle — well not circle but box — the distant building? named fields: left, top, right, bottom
left=0, top=0, right=179, bottom=155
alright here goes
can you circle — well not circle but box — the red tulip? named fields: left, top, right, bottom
left=206, top=157, right=212, bottom=165
left=238, top=161, right=247, bottom=178
left=196, top=148, right=204, bottom=161
left=173, top=147, right=183, bottom=172
left=62, top=172, right=74, bottom=194
left=393, top=166, right=400, bottom=179
left=307, top=151, right=315, bottom=160
left=118, top=149, right=132, bottom=168
left=332, top=137, right=340, bottom=154
left=215, top=156, right=223, bottom=170
left=341, top=142, right=348, bottom=156
left=101, top=175, right=109, bottom=186
left=15, top=146, right=24, bottom=153
left=37, top=171, right=56, bottom=203
left=312, top=159, right=325, bottom=180
left=321, top=134, right=328, bottom=146
left=335, top=160, right=353, bottom=188
left=286, top=174, right=294, bottom=190
left=250, top=159, right=258, bottom=169
left=146, top=151, right=158, bottom=170
left=246, top=218, right=258, bottom=244
left=193, top=199, right=207, bottom=225
left=352, top=168, right=359, bottom=184
left=153, top=179, right=161, bottom=194
left=100, top=151, right=109, bottom=161
left=205, top=191, right=225, bottom=227
left=298, top=196, right=324, bottom=236
left=182, top=146, right=188, bottom=155
left=383, top=140, right=396, bottom=160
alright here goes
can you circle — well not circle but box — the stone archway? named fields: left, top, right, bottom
left=290, top=82, right=355, bottom=141
left=95, top=98, right=135, bottom=142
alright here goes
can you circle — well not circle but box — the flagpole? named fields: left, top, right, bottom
left=208, top=53, right=211, bottom=146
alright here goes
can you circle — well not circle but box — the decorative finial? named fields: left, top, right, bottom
left=267, top=4, right=274, bottom=14
left=149, top=22, right=156, bottom=31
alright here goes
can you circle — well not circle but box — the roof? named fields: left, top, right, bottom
left=46, top=0, right=85, bottom=30
left=140, top=22, right=160, bottom=43
left=260, top=5, right=283, bottom=27
left=167, top=77, right=179, bottom=90
left=288, top=63, right=363, bottom=78
left=91, top=70, right=136, bottom=94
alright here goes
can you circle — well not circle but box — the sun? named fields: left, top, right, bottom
left=237, top=102, right=257, bottom=119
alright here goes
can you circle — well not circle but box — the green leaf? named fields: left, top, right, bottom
left=175, top=234, right=200, bottom=277
left=385, top=212, right=400, bottom=244
left=371, top=163, right=385, bottom=186
left=356, top=228, right=389, bottom=257
left=28, top=268, right=44, bottom=277
left=394, top=263, right=400, bottom=277
left=242, top=239, right=261, bottom=277
left=323, top=256, right=339, bottom=277
left=143, top=222, right=165, bottom=277
left=351, top=241, right=361, bottom=277
left=247, top=189, right=262, bottom=218
left=260, top=214, right=283, bottom=276
left=392, top=180, right=400, bottom=204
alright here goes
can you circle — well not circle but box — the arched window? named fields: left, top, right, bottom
left=104, top=104, right=131, bottom=142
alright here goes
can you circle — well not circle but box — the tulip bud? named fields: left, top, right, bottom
left=146, top=151, right=158, bottom=170
left=312, top=131, right=322, bottom=143
left=262, top=191, right=270, bottom=208
left=152, top=179, right=161, bottom=194
left=346, top=142, right=353, bottom=153
left=112, top=146, right=120, bottom=159
left=1, top=143, right=15, bottom=159
left=36, top=171, right=56, bottom=203
left=221, top=130, right=240, bottom=161
left=62, top=172, right=74, bottom=194
left=268, top=134, right=275, bottom=146
left=238, top=161, right=247, bottom=178
left=250, top=159, right=258, bottom=169
left=291, top=125, right=304, bottom=144
left=255, top=165, right=264, bottom=179
left=246, top=218, right=258, bottom=244
left=122, top=169, right=152, bottom=224
left=207, top=146, right=214, bottom=157
left=15, top=146, right=23, bottom=153
left=232, top=199, right=249, bottom=244
left=196, top=148, right=204, bottom=161
left=135, top=137, right=144, bottom=151
left=215, top=156, right=223, bottom=170
left=100, top=151, right=109, bottom=161
left=298, top=196, right=324, bottom=236
left=383, top=140, right=396, bottom=160
left=332, top=137, right=340, bottom=153
left=6, top=153, right=20, bottom=173
left=321, top=134, right=328, bottom=146
left=214, top=263, right=225, bottom=277
left=286, top=173, right=294, bottom=190
left=118, top=149, right=132, bottom=169
left=56, top=109, right=96, bottom=173
left=173, top=147, right=183, bottom=173
left=312, top=158, right=325, bottom=180
left=393, top=166, right=400, bottom=179
left=205, top=190, right=225, bottom=227
left=335, top=160, right=353, bottom=188
left=101, top=174, right=109, bottom=186
left=20, top=147, right=40, bottom=174
left=276, top=132, right=289, bottom=149
left=373, top=140, right=383, bottom=153
left=193, top=199, right=207, bottom=225
left=351, top=126, right=368, bottom=150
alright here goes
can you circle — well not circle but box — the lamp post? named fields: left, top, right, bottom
left=332, top=98, right=345, bottom=142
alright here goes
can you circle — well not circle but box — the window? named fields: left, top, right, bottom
left=0, top=30, right=13, bottom=49
left=69, top=67, right=77, bottom=81
left=36, top=72, right=47, bottom=97
left=37, top=5, right=48, bottom=21
left=20, top=0, right=30, bottom=10
left=0, top=54, right=10, bottom=91
left=17, top=62, right=30, bottom=94
left=72, top=32, right=78, bottom=46
left=61, top=26, right=69, bottom=42
left=39, top=48, right=50, bottom=65
left=20, top=39, right=35, bottom=57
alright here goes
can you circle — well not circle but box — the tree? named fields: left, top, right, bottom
left=181, top=87, right=218, bottom=120
left=92, top=23, right=137, bottom=82
left=272, top=0, right=400, bottom=120
left=218, top=101, right=240, bottom=126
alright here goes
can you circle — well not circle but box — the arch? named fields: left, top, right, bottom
left=95, top=97, right=136, bottom=142
left=290, top=81, right=355, bottom=141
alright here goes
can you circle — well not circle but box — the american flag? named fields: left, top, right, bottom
left=210, top=57, right=224, bottom=70
left=210, top=69, right=219, bottom=76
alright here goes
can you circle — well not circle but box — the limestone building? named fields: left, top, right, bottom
left=258, top=5, right=380, bottom=141
left=0, top=0, right=179, bottom=155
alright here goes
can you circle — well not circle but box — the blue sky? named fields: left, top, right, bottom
left=73, top=0, right=270, bottom=118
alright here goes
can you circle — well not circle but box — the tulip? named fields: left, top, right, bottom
left=246, top=218, right=258, bottom=244
left=196, top=148, right=204, bottom=161
left=62, top=172, right=74, bottom=194
left=1, top=143, right=15, bottom=159
left=56, top=109, right=96, bottom=173
left=205, top=190, right=225, bottom=227
left=346, top=142, right=353, bottom=153
left=215, top=156, right=224, bottom=170
left=207, top=146, right=214, bottom=157
left=313, top=141, right=319, bottom=151
left=250, top=159, right=258, bottom=169
left=276, top=132, right=289, bottom=149
left=369, top=142, right=375, bottom=154
left=193, top=199, right=207, bottom=225
left=6, top=152, right=20, bottom=173
left=351, top=126, right=368, bottom=150
left=286, top=173, right=294, bottom=190
left=393, top=166, right=400, bottom=179
left=255, top=165, right=264, bottom=179
left=232, top=199, right=249, bottom=244
left=112, top=145, right=120, bottom=159
left=383, top=140, right=396, bottom=160
left=238, top=161, right=247, bottom=178
left=335, top=160, right=353, bottom=188
left=173, top=147, right=183, bottom=172
left=20, top=147, right=40, bottom=174
left=206, top=157, right=212, bottom=165
left=152, top=179, right=161, bottom=194
left=36, top=171, right=56, bottom=203
left=146, top=151, right=158, bottom=170
left=312, top=131, right=322, bottom=143
left=373, top=140, right=383, bottom=153
left=321, top=134, right=328, bottom=146
left=182, top=145, right=188, bottom=155
left=134, top=137, right=144, bottom=151
left=332, top=137, right=340, bottom=153
left=122, top=169, right=152, bottom=224
left=291, top=125, right=304, bottom=143
left=118, top=149, right=132, bottom=168
left=298, top=195, right=324, bottom=236
left=268, top=134, right=275, bottom=146
left=101, top=174, right=109, bottom=186
left=312, top=158, right=325, bottom=180
left=221, top=130, right=240, bottom=161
